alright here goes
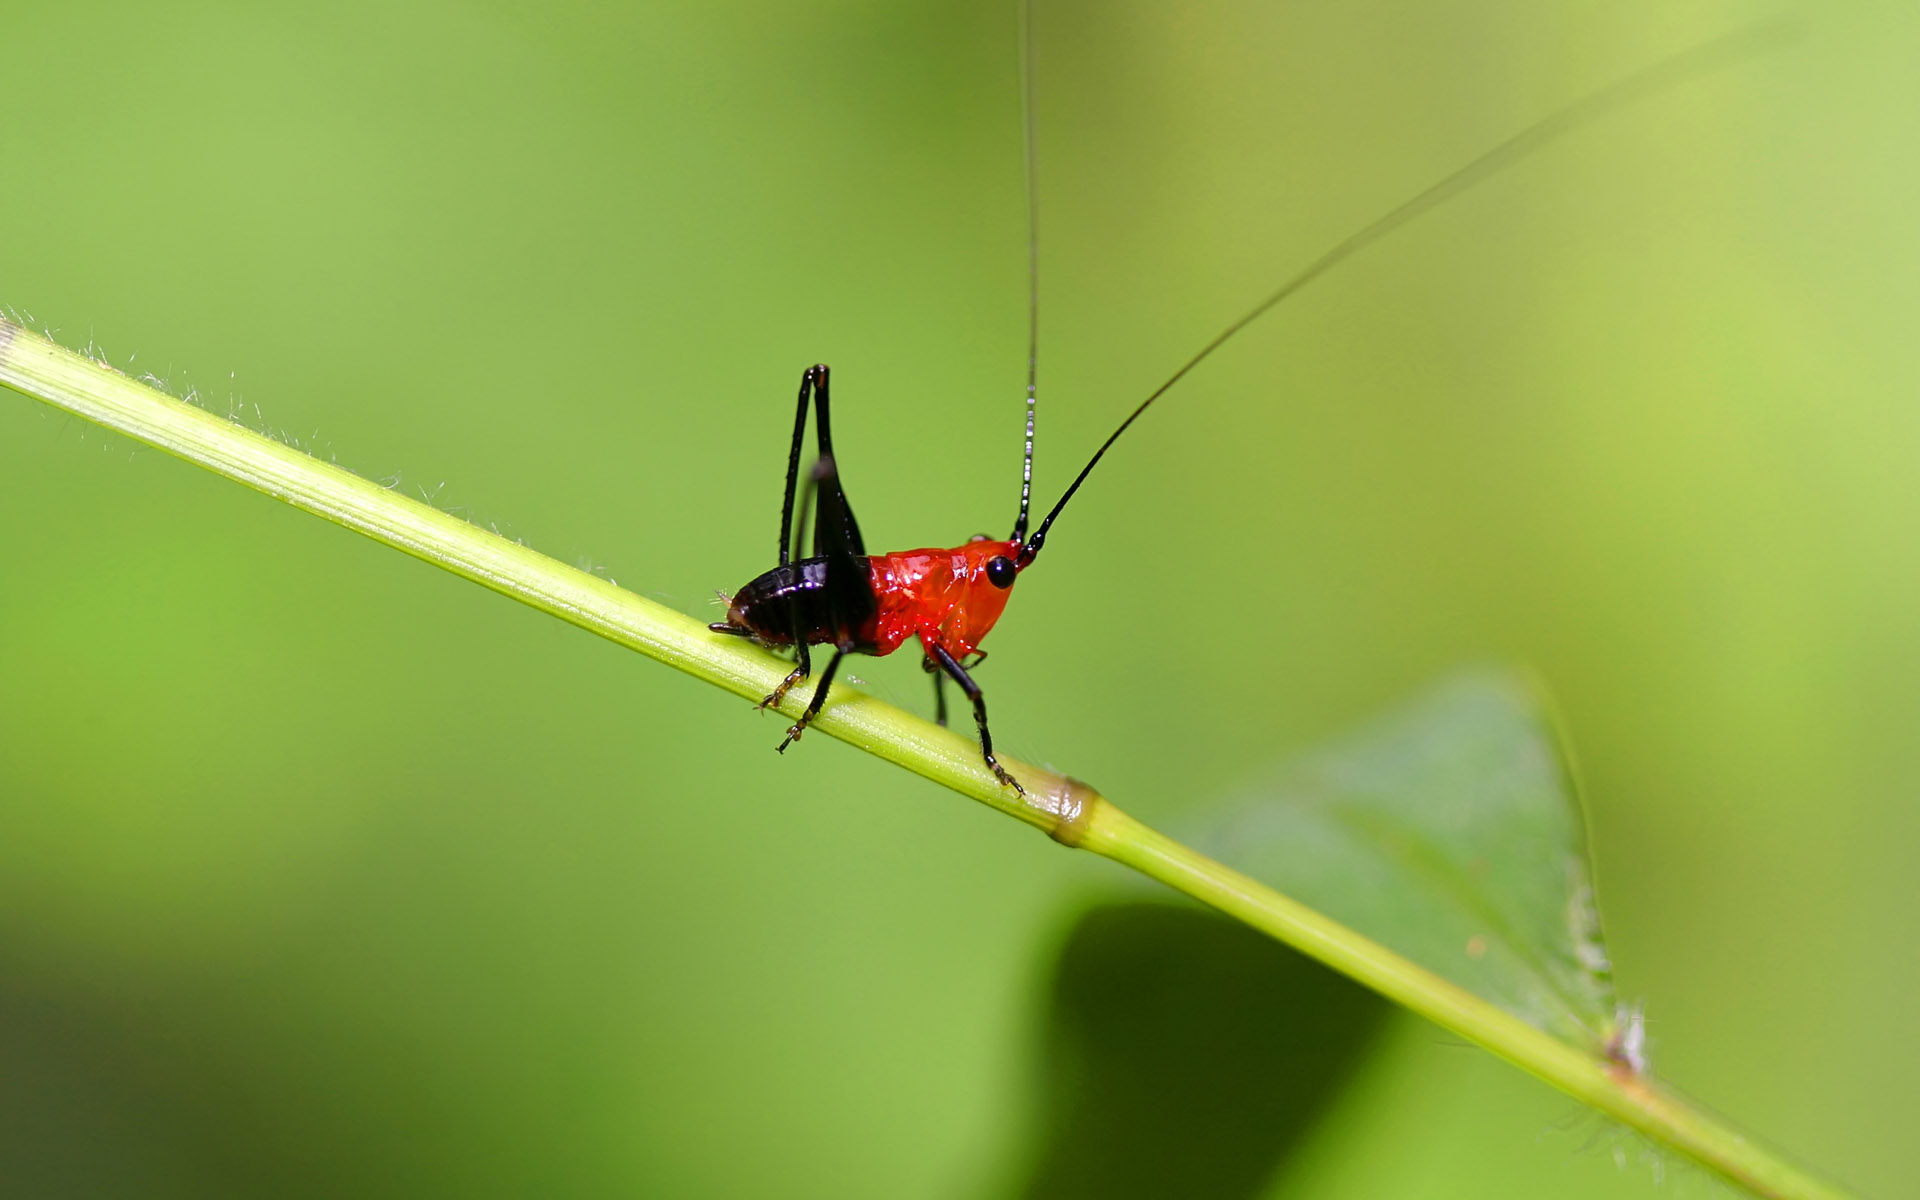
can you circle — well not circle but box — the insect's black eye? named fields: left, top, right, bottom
left=986, top=556, right=1017, bottom=588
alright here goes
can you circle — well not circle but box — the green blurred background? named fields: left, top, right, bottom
left=1, top=0, right=1912, bottom=1195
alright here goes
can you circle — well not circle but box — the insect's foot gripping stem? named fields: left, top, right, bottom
left=772, top=647, right=848, bottom=756
left=985, top=753, right=1026, bottom=797
left=757, top=665, right=807, bottom=713
left=983, top=748, right=1029, bottom=794
left=925, top=642, right=1024, bottom=795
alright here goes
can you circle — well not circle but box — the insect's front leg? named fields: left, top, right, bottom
left=929, top=642, right=1023, bottom=795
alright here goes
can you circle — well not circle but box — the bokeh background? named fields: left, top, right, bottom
left=1, top=1, right=1912, bottom=1195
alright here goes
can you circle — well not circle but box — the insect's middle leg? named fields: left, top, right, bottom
left=924, top=655, right=949, bottom=727
left=928, top=643, right=1023, bottom=795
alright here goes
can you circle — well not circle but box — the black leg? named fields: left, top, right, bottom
left=806, top=366, right=866, bottom=559
left=776, top=464, right=825, bottom=699
left=811, top=362, right=838, bottom=460
left=802, top=444, right=877, bottom=645
left=778, top=645, right=847, bottom=752
left=924, top=655, right=949, bottom=727
left=777, top=366, right=823, bottom=569
left=928, top=642, right=1023, bottom=794
left=790, top=454, right=834, bottom=568
left=758, top=365, right=873, bottom=732
left=778, top=362, right=858, bottom=566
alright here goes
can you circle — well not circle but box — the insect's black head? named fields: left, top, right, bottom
left=986, top=555, right=1017, bottom=589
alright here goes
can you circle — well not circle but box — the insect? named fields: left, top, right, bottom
left=709, top=8, right=1756, bottom=795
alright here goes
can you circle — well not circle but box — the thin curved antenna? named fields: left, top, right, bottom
left=1009, top=0, right=1041, bottom=543
left=1019, top=26, right=1787, bottom=562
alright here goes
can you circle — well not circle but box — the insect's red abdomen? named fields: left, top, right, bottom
left=866, top=539, right=1023, bottom=660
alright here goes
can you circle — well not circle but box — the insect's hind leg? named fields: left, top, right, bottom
left=928, top=643, right=1023, bottom=795
left=762, top=401, right=873, bottom=746
left=776, top=365, right=828, bottom=569
left=753, top=364, right=830, bottom=712
left=778, top=645, right=849, bottom=752
left=757, top=637, right=811, bottom=712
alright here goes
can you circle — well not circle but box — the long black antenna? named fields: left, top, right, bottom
left=1009, top=0, right=1041, bottom=543
left=1019, top=26, right=1783, bottom=563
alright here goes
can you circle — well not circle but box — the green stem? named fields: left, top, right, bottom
left=0, top=317, right=1854, bottom=1200
left=1083, top=807, right=1850, bottom=1200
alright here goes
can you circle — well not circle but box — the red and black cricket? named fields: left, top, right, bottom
left=707, top=361, right=1044, bottom=791
left=708, top=12, right=1754, bottom=795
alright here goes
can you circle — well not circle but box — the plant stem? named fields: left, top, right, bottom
left=1083, top=806, right=1852, bottom=1200
left=0, top=317, right=1856, bottom=1200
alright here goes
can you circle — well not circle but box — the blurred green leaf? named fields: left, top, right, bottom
left=1185, top=670, right=1617, bottom=1050
left=1014, top=670, right=1619, bottom=1198
left=1016, top=905, right=1388, bottom=1200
